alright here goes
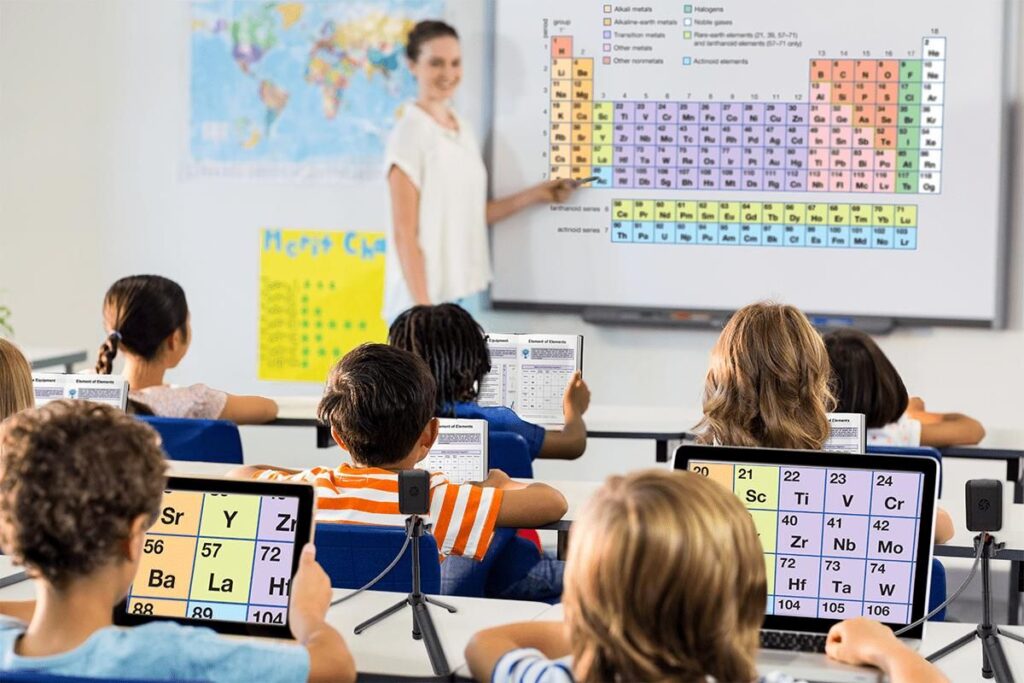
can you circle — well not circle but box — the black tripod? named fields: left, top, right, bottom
left=354, top=515, right=458, bottom=676
left=928, top=533, right=1024, bottom=681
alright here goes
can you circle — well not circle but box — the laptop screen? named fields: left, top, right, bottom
left=676, top=445, right=937, bottom=640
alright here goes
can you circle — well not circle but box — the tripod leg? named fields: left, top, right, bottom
left=424, top=595, right=458, bottom=613
left=980, top=633, right=1016, bottom=683
left=354, top=597, right=409, bottom=635
left=927, top=630, right=978, bottom=663
left=997, top=627, right=1024, bottom=646
left=413, top=601, right=451, bottom=677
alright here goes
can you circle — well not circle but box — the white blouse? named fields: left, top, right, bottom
left=867, top=414, right=923, bottom=447
left=382, top=102, right=490, bottom=322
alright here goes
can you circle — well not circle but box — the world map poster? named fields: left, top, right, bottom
left=189, top=1, right=444, bottom=181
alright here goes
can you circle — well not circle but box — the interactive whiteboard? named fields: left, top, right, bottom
left=490, top=0, right=1012, bottom=325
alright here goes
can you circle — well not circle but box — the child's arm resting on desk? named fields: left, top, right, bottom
left=477, top=470, right=568, bottom=527
left=908, top=397, right=985, bottom=447
left=826, top=618, right=948, bottom=683
left=218, top=394, right=279, bottom=425
left=538, top=372, right=590, bottom=460
left=227, top=465, right=303, bottom=479
left=290, top=544, right=356, bottom=683
left=465, top=621, right=572, bottom=682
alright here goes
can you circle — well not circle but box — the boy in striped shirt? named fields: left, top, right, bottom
left=233, top=344, right=567, bottom=583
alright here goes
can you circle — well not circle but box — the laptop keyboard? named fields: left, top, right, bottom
left=760, top=630, right=827, bottom=653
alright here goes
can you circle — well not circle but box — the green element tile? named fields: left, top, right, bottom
left=899, top=59, right=921, bottom=82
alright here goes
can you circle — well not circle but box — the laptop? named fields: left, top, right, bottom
left=115, top=475, right=316, bottom=638
left=675, top=444, right=939, bottom=683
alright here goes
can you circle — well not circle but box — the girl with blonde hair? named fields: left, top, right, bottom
left=465, top=469, right=946, bottom=683
left=0, top=339, right=33, bottom=422
left=695, top=301, right=835, bottom=450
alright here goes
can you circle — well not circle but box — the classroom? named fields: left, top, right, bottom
left=1, top=0, right=1023, bottom=681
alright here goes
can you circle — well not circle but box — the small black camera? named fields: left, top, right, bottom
left=965, top=479, right=1002, bottom=532
left=399, top=469, right=430, bottom=515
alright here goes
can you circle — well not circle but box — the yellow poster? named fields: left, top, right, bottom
left=259, top=229, right=387, bottom=382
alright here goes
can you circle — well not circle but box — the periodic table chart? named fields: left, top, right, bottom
left=491, top=0, right=1009, bottom=323
left=689, top=460, right=926, bottom=622
left=127, top=491, right=300, bottom=625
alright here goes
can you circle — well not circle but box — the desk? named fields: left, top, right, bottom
left=941, top=428, right=1024, bottom=504
left=22, top=347, right=87, bottom=373
left=270, top=396, right=697, bottom=459
left=0, top=556, right=28, bottom=589
left=527, top=604, right=1024, bottom=682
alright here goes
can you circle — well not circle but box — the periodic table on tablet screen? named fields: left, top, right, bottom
left=676, top=445, right=938, bottom=638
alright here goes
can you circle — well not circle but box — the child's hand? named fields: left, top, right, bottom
left=289, top=544, right=332, bottom=644
left=476, top=468, right=513, bottom=489
left=907, top=396, right=926, bottom=413
left=562, top=371, right=591, bottom=418
left=825, top=617, right=901, bottom=668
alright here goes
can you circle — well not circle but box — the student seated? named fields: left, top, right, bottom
left=231, top=344, right=568, bottom=600
left=694, top=302, right=954, bottom=543
left=825, top=327, right=985, bottom=448
left=465, top=469, right=948, bottom=683
left=0, top=338, right=33, bottom=421
left=0, top=400, right=354, bottom=682
left=96, top=274, right=278, bottom=424
left=389, top=303, right=590, bottom=459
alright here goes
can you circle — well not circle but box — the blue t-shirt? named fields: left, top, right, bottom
left=451, top=403, right=546, bottom=460
left=0, top=617, right=309, bottom=682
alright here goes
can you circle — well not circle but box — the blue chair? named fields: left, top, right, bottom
left=314, top=523, right=441, bottom=593
left=136, top=416, right=243, bottom=464
left=489, top=432, right=533, bottom=477
left=867, top=445, right=943, bottom=496
left=929, top=558, right=947, bottom=621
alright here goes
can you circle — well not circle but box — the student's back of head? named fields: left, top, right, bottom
left=388, top=304, right=490, bottom=414
left=0, top=400, right=165, bottom=586
left=318, top=343, right=437, bottom=466
left=0, top=339, right=33, bottom=422
left=565, top=469, right=765, bottom=683
left=96, top=274, right=189, bottom=375
left=695, top=301, right=834, bottom=450
left=824, top=328, right=907, bottom=429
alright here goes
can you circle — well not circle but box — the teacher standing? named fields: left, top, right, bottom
left=383, top=20, right=577, bottom=322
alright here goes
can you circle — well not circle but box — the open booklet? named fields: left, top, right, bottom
left=478, top=334, right=584, bottom=428
left=419, top=418, right=488, bottom=485
left=32, top=373, right=130, bottom=410
left=824, top=413, right=867, bottom=453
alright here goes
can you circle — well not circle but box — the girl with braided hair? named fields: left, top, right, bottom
left=389, top=303, right=590, bottom=460
left=96, top=275, right=277, bottom=424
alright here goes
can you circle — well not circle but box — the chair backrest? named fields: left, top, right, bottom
left=488, top=432, right=533, bottom=478
left=929, top=558, right=947, bottom=621
left=314, top=522, right=441, bottom=593
left=867, top=445, right=943, bottom=496
left=136, top=416, right=243, bottom=464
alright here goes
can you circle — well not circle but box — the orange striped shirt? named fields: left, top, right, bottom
left=256, top=464, right=504, bottom=561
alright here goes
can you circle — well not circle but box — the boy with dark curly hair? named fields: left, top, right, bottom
left=0, top=400, right=354, bottom=682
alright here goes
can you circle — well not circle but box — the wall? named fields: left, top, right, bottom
left=1, top=1, right=1022, bottom=482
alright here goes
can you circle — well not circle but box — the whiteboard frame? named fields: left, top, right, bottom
left=483, top=0, right=1017, bottom=330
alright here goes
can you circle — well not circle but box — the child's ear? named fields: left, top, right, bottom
left=422, top=417, right=440, bottom=451
left=331, top=428, right=350, bottom=453
left=124, top=513, right=151, bottom=563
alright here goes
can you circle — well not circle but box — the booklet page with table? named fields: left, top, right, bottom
left=478, top=334, right=583, bottom=428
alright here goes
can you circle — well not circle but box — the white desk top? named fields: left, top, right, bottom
left=271, top=396, right=698, bottom=438
left=326, top=589, right=550, bottom=677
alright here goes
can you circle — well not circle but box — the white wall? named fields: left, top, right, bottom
left=1, top=1, right=1022, bottom=481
